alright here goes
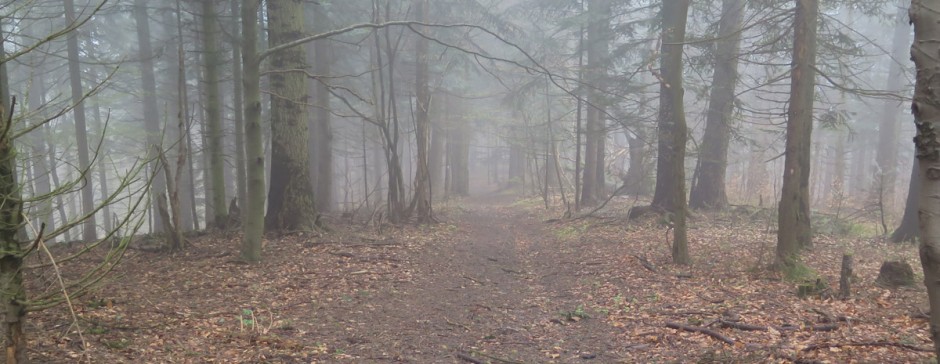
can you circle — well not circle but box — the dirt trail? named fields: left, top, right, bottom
left=319, top=196, right=621, bottom=363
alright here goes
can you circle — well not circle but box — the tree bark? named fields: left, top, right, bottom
left=777, top=0, right=818, bottom=269
left=0, top=23, right=26, bottom=364
left=241, top=0, right=264, bottom=261
left=64, top=0, right=97, bottom=242
left=201, top=0, right=229, bottom=229
left=652, top=0, right=691, bottom=265
left=911, top=1, right=940, bottom=357
left=265, top=0, right=319, bottom=232
left=689, top=0, right=745, bottom=210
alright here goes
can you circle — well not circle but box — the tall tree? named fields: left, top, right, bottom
left=652, top=0, right=692, bottom=265
left=910, top=0, right=940, bottom=358
left=64, top=0, right=97, bottom=242
left=873, top=0, right=912, bottom=211
left=410, top=0, right=433, bottom=222
left=201, top=0, right=228, bottom=229
left=241, top=0, right=264, bottom=261
left=580, top=0, right=611, bottom=206
left=310, top=3, right=334, bottom=213
left=231, top=0, right=248, bottom=213
left=689, top=0, right=745, bottom=210
left=265, top=0, right=318, bottom=232
left=777, top=0, right=819, bottom=270
left=134, top=0, right=169, bottom=233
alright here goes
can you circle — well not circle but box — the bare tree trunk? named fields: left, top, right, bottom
left=911, top=1, right=940, bottom=357
left=581, top=0, right=611, bottom=206
left=652, top=0, right=691, bottom=265
left=410, top=0, right=433, bottom=223
left=167, top=1, right=196, bottom=231
left=265, top=0, right=319, bottom=232
left=134, top=0, right=169, bottom=234
left=874, top=0, right=912, bottom=212
left=689, top=0, right=744, bottom=210
left=64, top=0, right=97, bottom=242
left=230, top=0, right=248, bottom=214
left=91, top=100, right=112, bottom=233
left=201, top=0, right=229, bottom=229
left=26, top=54, right=55, bottom=240
left=241, top=0, right=264, bottom=261
left=312, top=3, right=334, bottom=213
left=777, top=0, right=818, bottom=269
left=892, top=158, right=919, bottom=242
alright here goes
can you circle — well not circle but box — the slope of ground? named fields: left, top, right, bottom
left=27, top=195, right=933, bottom=363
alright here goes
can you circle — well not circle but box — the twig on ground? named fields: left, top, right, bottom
left=802, top=341, right=932, bottom=353
left=665, top=321, right=735, bottom=345
left=456, top=351, right=484, bottom=364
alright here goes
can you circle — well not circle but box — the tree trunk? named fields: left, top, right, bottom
left=241, top=0, right=264, bottom=261
left=26, top=55, right=55, bottom=241
left=167, top=2, right=196, bottom=231
left=892, top=158, right=920, bottom=242
left=231, top=0, right=248, bottom=215
left=651, top=0, right=691, bottom=265
left=201, top=0, right=228, bottom=229
left=265, top=0, right=319, bottom=232
left=911, top=1, right=940, bottom=358
left=91, top=101, right=112, bottom=233
left=429, top=94, right=446, bottom=195
left=134, top=0, right=169, bottom=234
left=581, top=0, right=611, bottom=206
left=64, top=0, right=97, bottom=242
left=777, top=0, right=818, bottom=269
left=874, top=0, right=912, bottom=211
left=410, top=0, right=433, bottom=223
left=312, top=4, right=334, bottom=213
left=0, top=23, right=26, bottom=364
left=689, top=0, right=745, bottom=210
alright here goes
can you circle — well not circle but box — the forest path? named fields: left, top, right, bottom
left=334, top=195, right=622, bottom=363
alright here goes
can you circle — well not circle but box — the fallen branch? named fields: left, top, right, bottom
left=718, top=319, right=767, bottom=331
left=716, top=319, right=839, bottom=333
left=635, top=255, right=658, bottom=273
left=665, top=321, right=735, bottom=345
left=802, top=341, right=932, bottom=353
left=456, top=352, right=484, bottom=364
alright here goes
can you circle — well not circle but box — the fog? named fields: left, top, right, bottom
left=0, top=0, right=915, bottom=247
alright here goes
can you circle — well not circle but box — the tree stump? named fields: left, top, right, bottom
left=839, top=254, right=853, bottom=299
left=876, top=261, right=915, bottom=288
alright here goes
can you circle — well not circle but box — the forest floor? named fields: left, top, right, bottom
left=27, top=192, right=935, bottom=363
